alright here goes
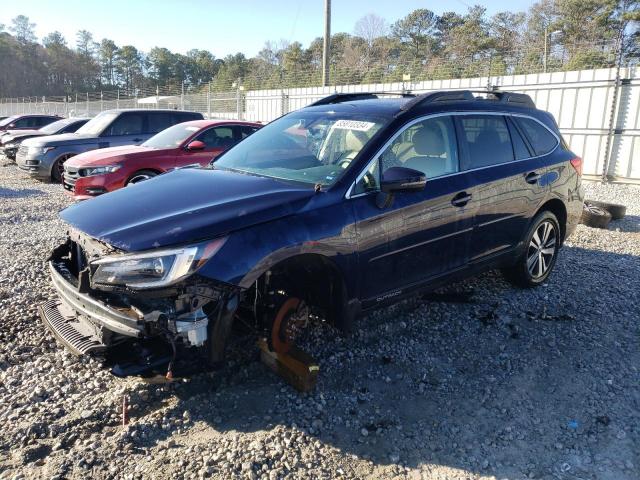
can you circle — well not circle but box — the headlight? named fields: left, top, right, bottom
left=28, top=146, right=56, bottom=156
left=79, top=165, right=122, bottom=177
left=91, top=238, right=227, bottom=289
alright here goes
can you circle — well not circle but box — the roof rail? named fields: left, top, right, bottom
left=399, top=91, right=476, bottom=112
left=397, top=89, right=536, bottom=115
left=466, top=90, right=536, bottom=108
left=306, top=91, right=415, bottom=107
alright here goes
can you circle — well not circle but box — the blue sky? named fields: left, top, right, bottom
left=0, top=0, right=536, bottom=57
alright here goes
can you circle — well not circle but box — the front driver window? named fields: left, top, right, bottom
left=106, top=113, right=144, bottom=136
left=196, top=127, right=234, bottom=148
left=381, top=116, right=459, bottom=178
left=352, top=116, right=459, bottom=195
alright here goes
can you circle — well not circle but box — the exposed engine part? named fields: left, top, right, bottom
left=173, top=308, right=209, bottom=347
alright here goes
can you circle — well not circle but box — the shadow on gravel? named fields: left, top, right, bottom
left=609, top=215, right=640, bottom=233
left=0, top=187, right=46, bottom=198
left=114, top=245, right=639, bottom=479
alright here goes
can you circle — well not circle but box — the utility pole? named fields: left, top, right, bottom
left=322, top=0, right=331, bottom=87
left=543, top=25, right=548, bottom=73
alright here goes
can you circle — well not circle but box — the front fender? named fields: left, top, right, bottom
left=196, top=201, right=359, bottom=298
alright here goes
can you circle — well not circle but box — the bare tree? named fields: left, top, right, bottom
left=354, top=13, right=388, bottom=47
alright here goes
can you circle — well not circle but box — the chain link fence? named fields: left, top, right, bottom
left=0, top=40, right=626, bottom=120
left=1, top=40, right=639, bottom=181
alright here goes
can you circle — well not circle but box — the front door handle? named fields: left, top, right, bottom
left=525, top=171, right=542, bottom=184
left=451, top=191, right=472, bottom=207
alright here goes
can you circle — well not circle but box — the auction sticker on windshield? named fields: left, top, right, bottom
left=333, top=120, right=376, bottom=131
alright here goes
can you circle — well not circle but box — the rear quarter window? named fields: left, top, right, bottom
left=515, top=117, right=558, bottom=156
left=177, top=112, right=203, bottom=122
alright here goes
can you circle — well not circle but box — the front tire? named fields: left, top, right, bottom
left=51, top=155, right=74, bottom=183
left=126, top=170, right=158, bottom=185
left=502, top=211, right=561, bottom=288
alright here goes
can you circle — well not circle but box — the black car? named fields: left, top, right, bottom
left=41, top=90, right=584, bottom=376
left=0, top=114, right=61, bottom=134
left=1, top=117, right=89, bottom=160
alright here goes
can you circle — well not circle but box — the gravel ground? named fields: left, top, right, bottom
left=0, top=161, right=638, bottom=480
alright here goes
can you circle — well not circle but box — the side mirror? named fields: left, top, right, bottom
left=380, top=166, right=427, bottom=193
left=186, top=140, right=205, bottom=151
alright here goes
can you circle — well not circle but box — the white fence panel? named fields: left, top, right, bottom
left=2, top=66, right=639, bottom=180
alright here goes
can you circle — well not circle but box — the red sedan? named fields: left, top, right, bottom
left=63, top=120, right=261, bottom=199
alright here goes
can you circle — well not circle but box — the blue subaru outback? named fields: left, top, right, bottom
left=41, top=90, right=584, bottom=372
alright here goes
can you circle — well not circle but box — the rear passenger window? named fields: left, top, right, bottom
left=196, top=127, right=234, bottom=148
left=240, top=126, right=259, bottom=139
left=36, top=117, right=53, bottom=127
left=147, top=113, right=174, bottom=134
left=516, top=117, right=558, bottom=156
left=460, top=115, right=513, bottom=168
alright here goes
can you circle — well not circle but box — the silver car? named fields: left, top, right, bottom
left=17, top=109, right=203, bottom=182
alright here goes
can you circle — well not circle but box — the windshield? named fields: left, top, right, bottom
left=214, top=112, right=388, bottom=186
left=0, top=116, right=18, bottom=127
left=39, top=119, right=71, bottom=134
left=143, top=123, right=200, bottom=149
left=76, top=112, right=118, bottom=135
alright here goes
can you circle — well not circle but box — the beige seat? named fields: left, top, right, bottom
left=403, top=124, right=449, bottom=177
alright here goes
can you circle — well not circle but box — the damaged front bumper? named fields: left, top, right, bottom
left=41, top=234, right=240, bottom=362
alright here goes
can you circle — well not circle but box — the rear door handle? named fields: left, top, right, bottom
left=451, top=191, right=472, bottom=207
left=525, top=172, right=542, bottom=184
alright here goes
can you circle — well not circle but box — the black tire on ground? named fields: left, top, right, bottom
left=580, top=202, right=612, bottom=229
left=51, top=155, right=73, bottom=183
left=584, top=199, right=626, bottom=220
left=502, top=210, right=561, bottom=288
left=126, top=170, right=158, bottom=185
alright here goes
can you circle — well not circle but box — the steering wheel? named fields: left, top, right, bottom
left=337, top=150, right=358, bottom=169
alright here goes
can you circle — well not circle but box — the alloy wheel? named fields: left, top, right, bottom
left=128, top=173, right=154, bottom=184
left=526, top=220, right=556, bottom=279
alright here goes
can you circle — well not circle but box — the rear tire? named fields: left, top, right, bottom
left=583, top=199, right=625, bottom=221
left=502, top=211, right=561, bottom=288
left=580, top=202, right=612, bottom=229
left=126, top=170, right=158, bottom=185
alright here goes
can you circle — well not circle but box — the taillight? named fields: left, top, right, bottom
left=570, top=157, right=582, bottom=176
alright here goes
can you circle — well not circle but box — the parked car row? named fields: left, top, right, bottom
left=2, top=110, right=261, bottom=199
left=1, top=117, right=89, bottom=160
left=32, top=90, right=584, bottom=383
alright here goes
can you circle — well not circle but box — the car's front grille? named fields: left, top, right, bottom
left=63, top=166, right=79, bottom=192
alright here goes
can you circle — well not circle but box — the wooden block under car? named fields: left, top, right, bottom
left=257, top=338, right=319, bottom=392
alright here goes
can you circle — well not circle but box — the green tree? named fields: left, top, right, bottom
left=116, top=45, right=144, bottom=90
left=99, top=39, right=119, bottom=86
left=391, top=9, right=438, bottom=58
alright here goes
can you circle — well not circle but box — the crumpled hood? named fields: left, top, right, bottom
left=66, top=145, right=153, bottom=167
left=23, top=132, right=96, bottom=147
left=60, top=168, right=317, bottom=251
